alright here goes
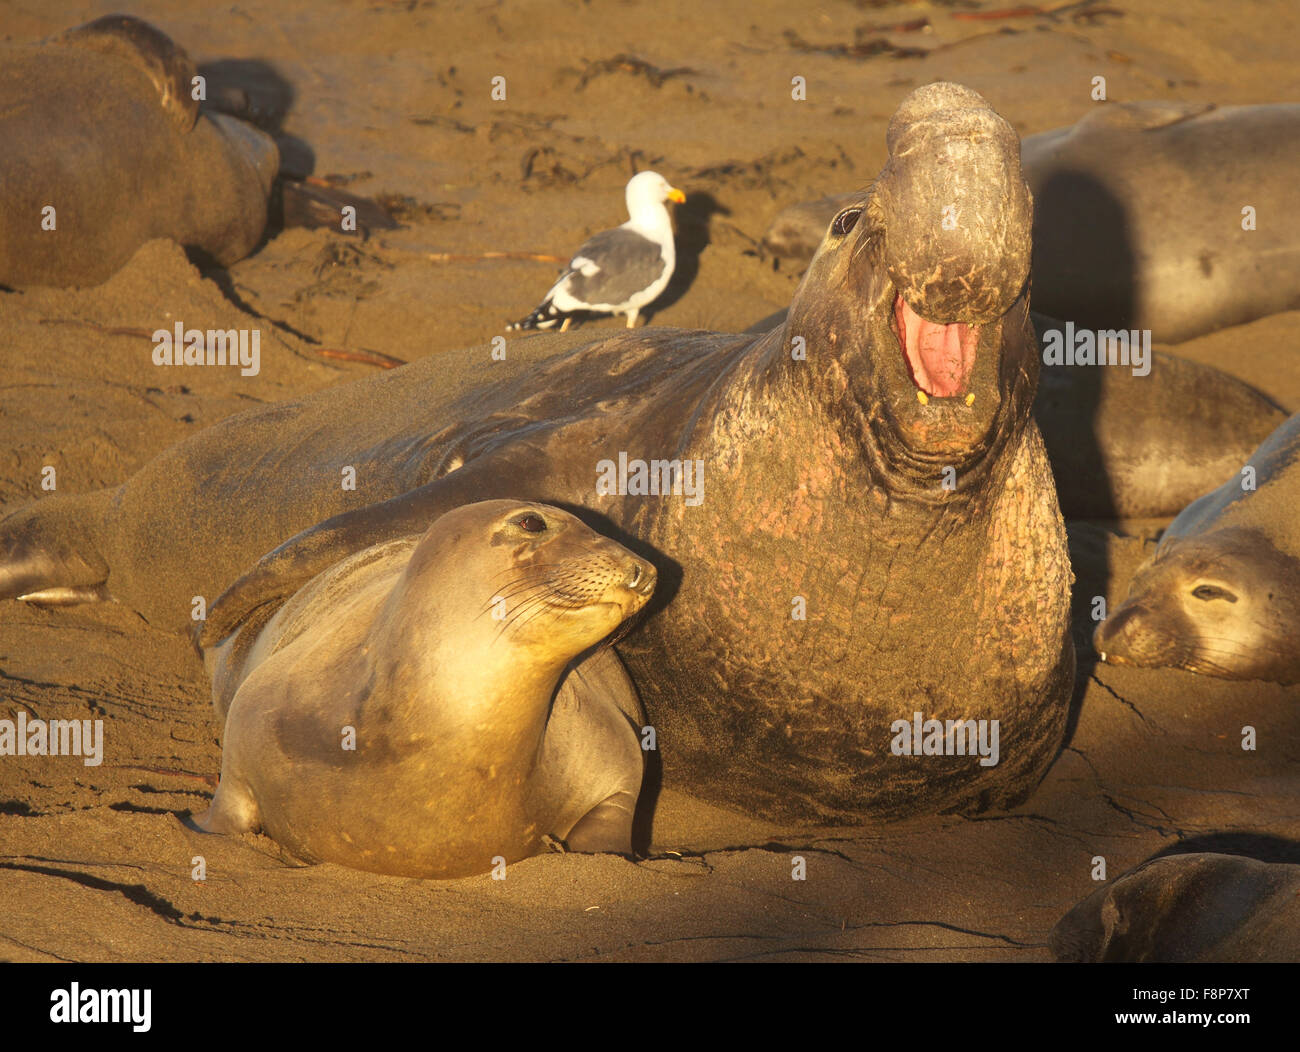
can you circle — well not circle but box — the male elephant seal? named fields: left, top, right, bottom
left=198, top=501, right=654, bottom=879
left=1095, top=412, right=1300, bottom=683
left=764, top=101, right=1300, bottom=343
left=0, top=15, right=278, bottom=288
left=1050, top=854, right=1300, bottom=963
left=1, top=83, right=1074, bottom=823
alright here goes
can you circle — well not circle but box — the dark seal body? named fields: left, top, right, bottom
left=1051, top=853, right=1300, bottom=963
left=0, top=16, right=278, bottom=288
left=200, top=502, right=653, bottom=878
left=2, top=84, right=1073, bottom=823
left=1031, top=313, right=1288, bottom=519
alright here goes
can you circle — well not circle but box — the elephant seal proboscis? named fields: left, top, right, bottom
left=198, top=501, right=655, bottom=878
left=764, top=101, right=1300, bottom=344
left=1050, top=853, right=1300, bottom=963
left=0, top=15, right=278, bottom=288
left=2, top=83, right=1074, bottom=823
left=1095, top=411, right=1300, bottom=683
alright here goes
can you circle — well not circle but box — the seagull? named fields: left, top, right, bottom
left=508, top=170, right=686, bottom=332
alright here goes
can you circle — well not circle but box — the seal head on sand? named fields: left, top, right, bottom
left=1095, top=412, right=1300, bottom=684
left=198, top=501, right=655, bottom=879
left=2, top=83, right=1072, bottom=823
left=0, top=15, right=278, bottom=288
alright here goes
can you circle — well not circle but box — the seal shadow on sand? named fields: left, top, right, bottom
left=1032, top=169, right=1137, bottom=342
left=1033, top=171, right=1138, bottom=741
left=1153, top=833, right=1300, bottom=865
left=1032, top=171, right=1131, bottom=638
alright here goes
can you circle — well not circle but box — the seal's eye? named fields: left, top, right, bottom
left=832, top=208, right=862, bottom=237
left=1191, top=584, right=1237, bottom=603
left=515, top=514, right=547, bottom=534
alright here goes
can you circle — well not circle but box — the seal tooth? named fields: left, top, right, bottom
left=965, top=393, right=976, bottom=407
left=1099, top=651, right=1107, bottom=662
left=917, top=390, right=929, bottom=405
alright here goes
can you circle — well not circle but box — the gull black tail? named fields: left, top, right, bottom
left=506, top=299, right=567, bottom=332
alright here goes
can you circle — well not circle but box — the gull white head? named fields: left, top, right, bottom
left=625, top=171, right=685, bottom=226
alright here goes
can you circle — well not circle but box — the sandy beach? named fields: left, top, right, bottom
left=1, top=0, right=1297, bottom=962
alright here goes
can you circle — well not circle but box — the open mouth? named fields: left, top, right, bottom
left=892, top=293, right=981, bottom=399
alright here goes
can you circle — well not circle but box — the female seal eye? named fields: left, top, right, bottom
left=832, top=207, right=862, bottom=237
left=515, top=514, right=547, bottom=534
left=1192, top=584, right=1237, bottom=603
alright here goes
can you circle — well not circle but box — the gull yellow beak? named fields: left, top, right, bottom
left=667, top=187, right=686, bottom=204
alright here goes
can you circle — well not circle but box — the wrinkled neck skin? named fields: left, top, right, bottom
left=673, top=81, right=1040, bottom=528
left=787, top=237, right=1034, bottom=516
left=672, top=200, right=1039, bottom=544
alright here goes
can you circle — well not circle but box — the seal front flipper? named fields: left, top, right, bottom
left=539, top=648, right=645, bottom=856
left=15, top=584, right=112, bottom=606
left=563, top=791, right=638, bottom=854
left=194, top=777, right=260, bottom=835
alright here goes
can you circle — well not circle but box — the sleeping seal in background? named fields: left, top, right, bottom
left=763, top=101, right=1300, bottom=344
left=1025, top=101, right=1300, bottom=344
left=1095, top=412, right=1300, bottom=683
left=1051, top=853, right=1300, bottom=963
left=198, top=501, right=654, bottom=879
left=1030, top=312, right=1288, bottom=519
left=0, top=15, right=278, bottom=288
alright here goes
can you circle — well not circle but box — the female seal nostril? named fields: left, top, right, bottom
left=627, top=564, right=642, bottom=589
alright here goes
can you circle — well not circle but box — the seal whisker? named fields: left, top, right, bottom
left=476, top=581, right=558, bottom=621
left=482, top=578, right=558, bottom=605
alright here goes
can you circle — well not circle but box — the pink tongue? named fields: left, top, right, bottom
left=893, top=295, right=980, bottom=398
